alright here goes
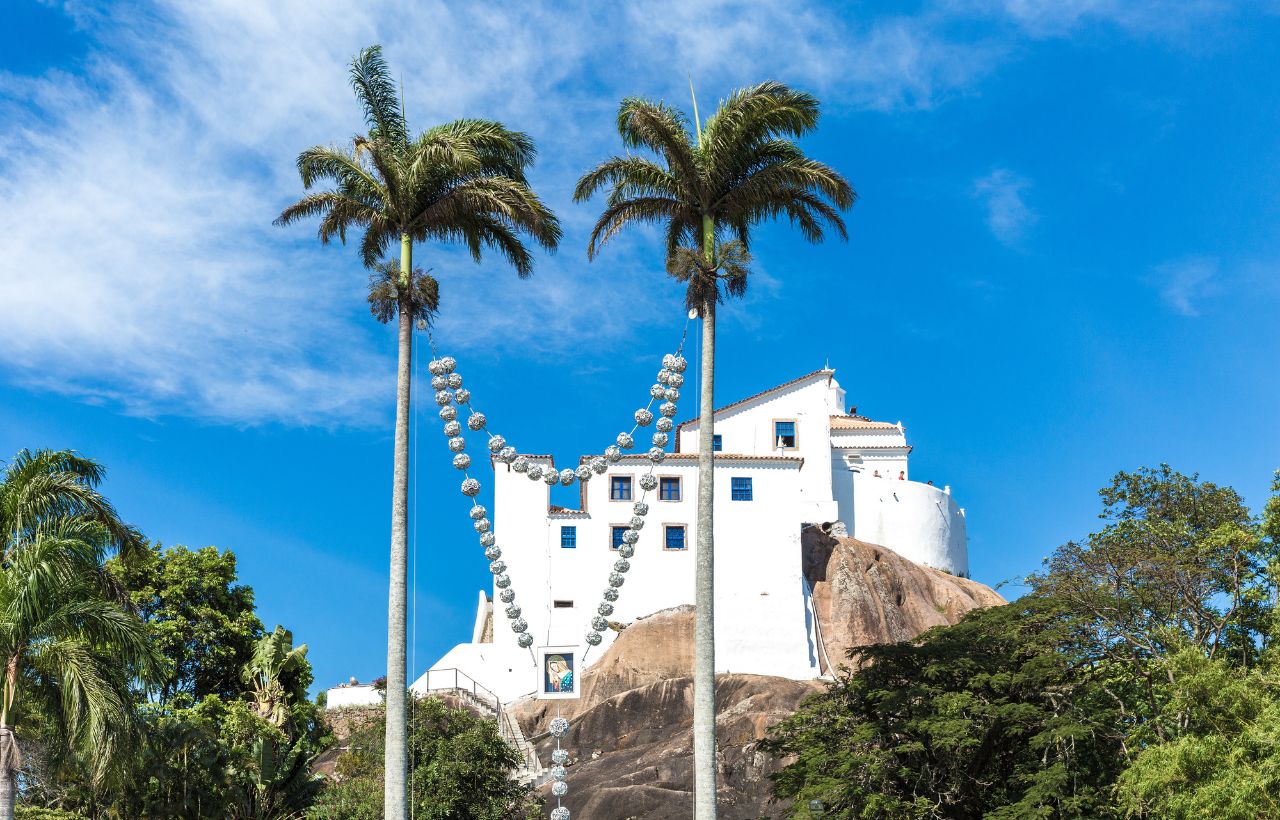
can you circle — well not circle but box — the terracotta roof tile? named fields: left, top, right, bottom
left=829, top=415, right=901, bottom=431
left=608, top=453, right=804, bottom=467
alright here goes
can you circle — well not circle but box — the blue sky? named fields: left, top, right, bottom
left=2, top=0, right=1278, bottom=692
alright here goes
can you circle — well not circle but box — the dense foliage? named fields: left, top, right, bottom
left=768, top=466, right=1280, bottom=819
left=20, top=540, right=329, bottom=819
left=5, top=449, right=537, bottom=819
left=306, top=696, right=540, bottom=820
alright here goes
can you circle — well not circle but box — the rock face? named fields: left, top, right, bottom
left=802, top=528, right=1006, bottom=669
left=513, top=531, right=1005, bottom=818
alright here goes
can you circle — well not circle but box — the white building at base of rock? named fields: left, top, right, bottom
left=330, top=368, right=968, bottom=707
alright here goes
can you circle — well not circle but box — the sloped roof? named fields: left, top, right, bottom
left=676, top=369, right=835, bottom=434
left=829, top=415, right=900, bottom=431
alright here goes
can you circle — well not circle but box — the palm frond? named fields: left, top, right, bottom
left=348, top=45, right=407, bottom=146
left=702, top=81, right=820, bottom=154
left=574, top=157, right=682, bottom=203
left=616, top=98, right=700, bottom=190
left=585, top=196, right=687, bottom=260
left=1, top=449, right=142, bottom=561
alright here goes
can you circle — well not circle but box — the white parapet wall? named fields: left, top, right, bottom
left=325, top=683, right=383, bottom=709
left=849, top=475, right=968, bottom=576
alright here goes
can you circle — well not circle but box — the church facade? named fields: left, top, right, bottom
left=398, top=368, right=969, bottom=704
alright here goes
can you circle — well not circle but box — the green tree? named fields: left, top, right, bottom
left=1116, top=649, right=1280, bottom=819
left=308, top=696, right=537, bottom=820
left=0, top=451, right=157, bottom=820
left=109, top=543, right=263, bottom=701
left=1033, top=465, right=1272, bottom=741
left=574, top=82, right=854, bottom=817
left=275, top=45, right=560, bottom=820
left=767, top=595, right=1127, bottom=819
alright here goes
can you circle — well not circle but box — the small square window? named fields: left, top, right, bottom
left=774, top=421, right=797, bottom=449
left=610, top=525, right=627, bottom=550
left=610, top=476, right=633, bottom=501
left=664, top=525, right=687, bottom=550
left=731, top=477, right=753, bottom=501
left=659, top=476, right=681, bottom=501
left=712, top=434, right=723, bottom=452
left=560, top=526, right=577, bottom=548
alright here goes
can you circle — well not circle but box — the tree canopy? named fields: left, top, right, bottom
left=768, top=466, right=1280, bottom=819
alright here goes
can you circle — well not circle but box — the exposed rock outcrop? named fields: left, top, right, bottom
left=802, top=528, right=1006, bottom=669
left=512, top=532, right=1005, bottom=818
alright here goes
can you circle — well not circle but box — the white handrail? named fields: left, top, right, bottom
left=802, top=575, right=835, bottom=676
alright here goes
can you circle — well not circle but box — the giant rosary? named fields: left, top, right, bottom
left=424, top=323, right=691, bottom=818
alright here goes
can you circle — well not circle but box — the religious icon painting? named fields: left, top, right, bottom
left=536, top=645, right=580, bottom=700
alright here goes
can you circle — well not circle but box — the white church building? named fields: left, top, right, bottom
left=329, top=368, right=968, bottom=707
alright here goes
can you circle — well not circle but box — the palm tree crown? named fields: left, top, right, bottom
left=574, top=81, right=855, bottom=305
left=275, top=45, right=561, bottom=277
left=0, top=450, right=157, bottom=819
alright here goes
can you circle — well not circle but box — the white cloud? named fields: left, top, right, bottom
left=1152, top=256, right=1219, bottom=317
left=948, top=0, right=1235, bottom=39
left=972, top=168, right=1037, bottom=245
left=0, top=0, right=1241, bottom=424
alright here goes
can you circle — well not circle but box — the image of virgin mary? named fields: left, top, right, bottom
left=545, top=654, right=573, bottom=693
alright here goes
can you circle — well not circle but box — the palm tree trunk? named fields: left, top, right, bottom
left=0, top=766, right=12, bottom=820
left=383, top=233, right=413, bottom=820
left=0, top=727, right=17, bottom=820
left=693, top=215, right=718, bottom=820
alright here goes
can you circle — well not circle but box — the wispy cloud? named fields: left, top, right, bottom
left=951, top=0, right=1235, bottom=39
left=972, top=168, right=1037, bottom=245
left=0, top=0, right=1244, bottom=425
left=1152, top=256, right=1220, bottom=317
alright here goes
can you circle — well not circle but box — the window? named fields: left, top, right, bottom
left=712, top=434, right=723, bottom=452
left=659, top=476, right=682, bottom=501
left=610, top=525, right=627, bottom=550
left=664, top=525, right=687, bottom=551
left=560, top=526, right=577, bottom=548
left=610, top=475, right=633, bottom=501
left=731, top=477, right=753, bottom=501
left=774, top=420, right=797, bottom=449
left=553, top=600, right=574, bottom=609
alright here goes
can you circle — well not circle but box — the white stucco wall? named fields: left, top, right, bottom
left=325, top=684, right=382, bottom=709
left=849, top=474, right=968, bottom=576
left=394, top=368, right=971, bottom=708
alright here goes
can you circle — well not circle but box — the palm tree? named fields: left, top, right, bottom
left=574, top=82, right=854, bottom=818
left=275, top=45, right=560, bottom=820
left=0, top=449, right=157, bottom=820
